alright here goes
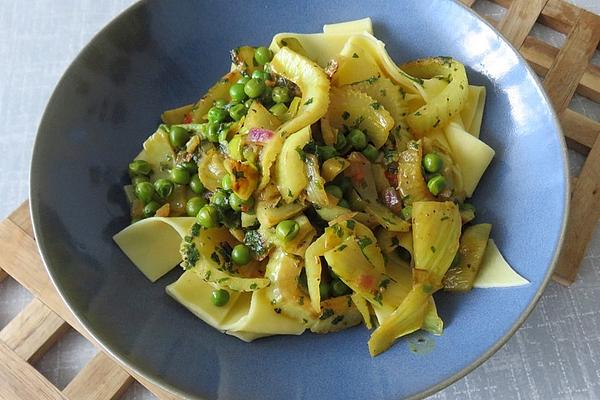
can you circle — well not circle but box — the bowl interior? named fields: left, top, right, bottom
left=31, top=1, right=567, bottom=399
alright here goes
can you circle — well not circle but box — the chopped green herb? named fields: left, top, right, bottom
left=320, top=308, right=335, bottom=320
left=356, top=236, right=373, bottom=249
left=304, top=97, right=314, bottom=106
left=352, top=52, right=359, bottom=58
left=332, top=315, right=345, bottom=325
left=341, top=111, right=350, bottom=120
left=430, top=246, right=436, bottom=253
left=370, top=102, right=381, bottom=110
left=346, top=220, right=356, bottom=229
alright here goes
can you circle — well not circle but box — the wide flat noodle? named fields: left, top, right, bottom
left=473, top=239, right=529, bottom=288
left=113, top=217, right=196, bottom=282
left=460, top=85, right=487, bottom=138
left=333, top=33, right=424, bottom=97
left=268, top=18, right=373, bottom=68
left=444, top=121, right=494, bottom=198
left=224, top=288, right=306, bottom=337
left=166, top=270, right=245, bottom=328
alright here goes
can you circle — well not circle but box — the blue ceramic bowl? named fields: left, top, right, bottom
left=31, top=1, right=568, bottom=399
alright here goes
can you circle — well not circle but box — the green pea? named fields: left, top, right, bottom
left=134, top=181, right=154, bottom=204
left=169, top=126, right=190, bottom=148
left=211, top=189, right=229, bottom=209
left=206, top=123, right=220, bottom=143
left=190, top=174, right=204, bottom=194
left=319, top=281, right=331, bottom=300
left=317, top=145, right=337, bottom=161
left=229, top=193, right=244, bottom=212
left=196, top=205, right=218, bottom=228
left=276, top=220, right=299, bottom=242
left=254, top=47, right=273, bottom=65
left=362, top=144, right=379, bottom=162
left=269, top=103, right=288, bottom=117
left=229, top=83, right=247, bottom=102
left=208, top=106, right=228, bottom=123
left=221, top=174, right=233, bottom=191
left=244, top=99, right=254, bottom=109
left=132, top=175, right=149, bottom=186
left=211, top=289, right=230, bottom=307
left=423, top=153, right=443, bottom=173
left=213, top=99, right=227, bottom=108
left=229, top=103, right=247, bottom=121
left=338, top=199, right=350, bottom=209
left=143, top=201, right=161, bottom=218
left=348, top=129, right=367, bottom=150
left=252, top=70, right=269, bottom=81
left=186, top=196, right=207, bottom=217
left=236, top=76, right=250, bottom=85
left=170, top=166, right=191, bottom=185
left=325, top=184, right=343, bottom=199
left=331, top=279, right=350, bottom=297
left=231, top=244, right=251, bottom=265
left=179, top=161, right=198, bottom=173
left=272, top=86, right=290, bottom=104
left=427, top=174, right=447, bottom=196
left=401, top=206, right=412, bottom=220
left=244, top=78, right=266, bottom=98
left=334, top=133, right=347, bottom=150
left=128, top=160, right=151, bottom=176
left=153, top=179, right=174, bottom=199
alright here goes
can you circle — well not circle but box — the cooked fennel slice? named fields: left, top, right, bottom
left=276, top=126, right=311, bottom=202
left=397, top=140, right=435, bottom=204
left=412, top=201, right=461, bottom=285
left=351, top=76, right=409, bottom=125
left=327, top=86, right=394, bottom=149
left=402, top=57, right=469, bottom=136
left=443, top=223, right=492, bottom=291
left=269, top=47, right=330, bottom=138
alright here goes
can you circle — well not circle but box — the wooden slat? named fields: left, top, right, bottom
left=539, top=0, right=582, bottom=34
left=0, top=298, right=68, bottom=363
left=0, top=216, right=180, bottom=400
left=9, top=202, right=34, bottom=238
left=0, top=340, right=67, bottom=400
left=578, top=64, right=600, bottom=104
left=491, top=0, right=580, bottom=34
left=0, top=268, right=7, bottom=282
left=543, top=11, right=600, bottom=114
left=560, top=108, right=600, bottom=153
left=63, top=352, right=133, bottom=400
left=553, top=138, right=600, bottom=284
left=497, top=0, right=549, bottom=48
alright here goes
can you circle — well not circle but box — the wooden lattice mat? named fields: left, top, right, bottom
left=1, top=0, right=599, bottom=398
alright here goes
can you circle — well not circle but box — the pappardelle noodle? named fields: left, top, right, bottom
left=114, top=18, right=528, bottom=356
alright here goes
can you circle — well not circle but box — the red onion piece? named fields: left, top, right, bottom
left=248, top=128, right=275, bottom=144
left=382, top=187, right=403, bottom=214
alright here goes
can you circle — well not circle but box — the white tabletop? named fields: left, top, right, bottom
left=0, top=1, right=599, bottom=399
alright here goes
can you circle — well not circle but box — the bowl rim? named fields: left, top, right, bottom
left=29, top=1, right=570, bottom=399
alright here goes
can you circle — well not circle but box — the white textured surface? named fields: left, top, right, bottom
left=0, top=1, right=599, bottom=399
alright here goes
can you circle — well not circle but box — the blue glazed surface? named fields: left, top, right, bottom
left=30, top=1, right=568, bottom=399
